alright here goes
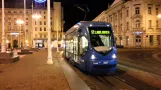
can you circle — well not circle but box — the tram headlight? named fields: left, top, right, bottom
left=91, top=54, right=96, bottom=59
left=112, top=54, right=117, bottom=59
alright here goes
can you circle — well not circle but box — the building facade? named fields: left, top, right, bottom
left=0, top=2, right=64, bottom=49
left=93, top=0, right=161, bottom=48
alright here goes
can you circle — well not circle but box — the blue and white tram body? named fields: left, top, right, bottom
left=65, top=21, right=117, bottom=74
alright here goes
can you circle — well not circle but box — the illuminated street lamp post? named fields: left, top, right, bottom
left=47, top=0, right=53, bottom=64
left=16, top=19, right=24, bottom=48
left=1, top=0, right=6, bottom=52
left=24, top=0, right=27, bottom=48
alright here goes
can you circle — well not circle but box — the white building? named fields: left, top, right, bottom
left=0, top=2, right=64, bottom=49
left=93, top=0, right=161, bottom=48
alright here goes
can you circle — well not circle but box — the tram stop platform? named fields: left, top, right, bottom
left=0, top=49, right=90, bottom=90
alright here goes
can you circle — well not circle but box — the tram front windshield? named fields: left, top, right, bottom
left=89, top=27, right=114, bottom=52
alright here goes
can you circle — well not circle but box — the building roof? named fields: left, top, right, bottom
left=110, top=0, right=122, bottom=7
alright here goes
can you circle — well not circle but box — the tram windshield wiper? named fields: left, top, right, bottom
left=94, top=46, right=112, bottom=52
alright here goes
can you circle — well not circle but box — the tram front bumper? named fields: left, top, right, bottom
left=87, top=59, right=117, bottom=74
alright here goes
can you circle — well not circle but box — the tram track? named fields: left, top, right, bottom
left=65, top=57, right=160, bottom=90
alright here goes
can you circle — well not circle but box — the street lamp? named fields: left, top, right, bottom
left=158, top=14, right=161, bottom=18
left=1, top=0, right=6, bottom=52
left=16, top=19, right=24, bottom=48
left=47, top=0, right=53, bottom=64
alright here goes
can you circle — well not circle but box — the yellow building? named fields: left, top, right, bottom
left=93, top=0, right=161, bottom=48
left=0, top=2, right=64, bottom=49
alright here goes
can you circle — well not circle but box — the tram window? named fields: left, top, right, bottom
left=79, top=36, right=88, bottom=56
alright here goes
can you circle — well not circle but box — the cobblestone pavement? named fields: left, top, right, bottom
left=0, top=50, right=70, bottom=90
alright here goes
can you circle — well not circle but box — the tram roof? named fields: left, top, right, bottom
left=65, top=21, right=111, bottom=35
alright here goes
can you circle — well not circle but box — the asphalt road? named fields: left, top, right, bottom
left=117, top=48, right=161, bottom=75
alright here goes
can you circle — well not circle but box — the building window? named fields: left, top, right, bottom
left=127, top=22, right=129, bottom=30
left=35, top=27, right=37, bottom=31
left=26, top=18, right=28, bottom=20
left=44, top=27, right=46, bottom=31
left=26, top=22, right=28, bottom=25
left=135, top=7, right=140, bottom=14
left=40, top=27, right=42, bottom=31
left=44, top=21, right=46, bottom=25
left=8, top=11, right=11, bottom=13
left=40, top=21, right=42, bottom=25
left=14, top=11, right=16, bottom=13
left=126, top=9, right=129, bottom=17
left=120, top=12, right=122, bottom=19
left=148, top=7, right=152, bottom=14
left=44, top=11, right=46, bottom=14
left=8, top=22, right=11, bottom=25
left=44, top=16, right=46, bottom=19
left=157, top=35, right=161, bottom=45
left=51, top=22, right=52, bottom=25
left=149, top=35, right=153, bottom=45
left=136, top=20, right=140, bottom=28
left=35, top=34, right=37, bottom=38
left=156, top=20, right=159, bottom=28
left=40, top=34, right=42, bottom=38
left=149, top=20, right=152, bottom=28
left=44, top=34, right=46, bottom=38
left=156, top=8, right=159, bottom=15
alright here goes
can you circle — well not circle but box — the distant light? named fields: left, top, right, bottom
left=107, top=25, right=110, bottom=27
left=10, top=32, right=19, bottom=35
left=35, top=0, right=46, bottom=3
left=6, top=40, right=9, bottom=43
left=112, top=54, right=117, bottom=59
left=89, top=24, right=93, bottom=27
left=158, top=14, right=161, bottom=18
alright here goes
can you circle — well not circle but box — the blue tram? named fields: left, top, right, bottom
left=65, top=21, right=117, bottom=74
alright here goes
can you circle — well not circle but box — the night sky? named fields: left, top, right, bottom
left=3, top=0, right=114, bottom=31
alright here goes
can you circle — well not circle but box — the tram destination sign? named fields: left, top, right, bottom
left=91, top=30, right=110, bottom=35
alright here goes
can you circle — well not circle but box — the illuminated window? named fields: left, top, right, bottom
left=149, top=35, right=153, bottom=45
left=126, top=9, right=129, bottom=17
left=156, top=20, right=159, bottom=28
left=148, top=7, right=152, bottom=14
left=136, top=20, right=140, bottom=28
left=35, top=27, right=37, bottom=31
left=149, top=20, right=152, bottom=28
left=135, top=7, right=140, bottom=14
left=40, top=27, right=42, bottom=31
left=40, top=21, right=42, bottom=25
left=127, top=22, right=129, bottom=30
left=157, top=35, right=161, bottom=45
left=44, top=27, right=46, bottom=31
left=156, top=8, right=159, bottom=15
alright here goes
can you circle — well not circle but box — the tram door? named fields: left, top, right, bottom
left=135, top=35, right=141, bottom=48
left=73, top=36, right=79, bottom=63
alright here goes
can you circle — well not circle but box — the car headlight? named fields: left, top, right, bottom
left=112, top=54, right=117, bottom=59
left=91, top=54, right=96, bottom=59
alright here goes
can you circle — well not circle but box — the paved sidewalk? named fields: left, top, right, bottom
left=0, top=50, right=70, bottom=90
